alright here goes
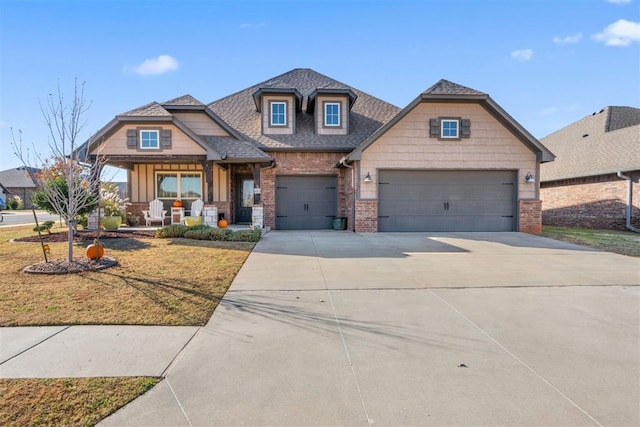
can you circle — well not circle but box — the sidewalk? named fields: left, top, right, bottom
left=0, top=326, right=199, bottom=378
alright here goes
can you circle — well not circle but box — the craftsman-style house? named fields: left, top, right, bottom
left=85, top=68, right=554, bottom=233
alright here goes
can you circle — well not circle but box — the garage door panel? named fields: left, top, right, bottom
left=378, top=170, right=516, bottom=232
left=276, top=176, right=337, bottom=230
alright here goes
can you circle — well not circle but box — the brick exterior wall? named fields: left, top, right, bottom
left=518, top=199, right=542, bottom=234
left=261, top=152, right=350, bottom=230
left=355, top=199, right=378, bottom=232
left=541, top=172, right=640, bottom=230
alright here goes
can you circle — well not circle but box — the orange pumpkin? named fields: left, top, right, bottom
left=173, top=200, right=183, bottom=207
left=86, top=240, right=104, bottom=260
left=218, top=219, right=228, bottom=229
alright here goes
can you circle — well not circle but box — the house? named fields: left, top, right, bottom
left=0, top=182, right=8, bottom=209
left=85, top=68, right=553, bottom=233
left=0, top=166, right=40, bottom=209
left=540, top=106, right=640, bottom=231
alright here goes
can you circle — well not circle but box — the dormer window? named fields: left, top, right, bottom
left=324, top=102, right=341, bottom=127
left=140, top=130, right=159, bottom=149
left=270, top=101, right=287, bottom=126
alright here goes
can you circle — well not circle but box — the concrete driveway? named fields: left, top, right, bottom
left=102, top=231, right=640, bottom=426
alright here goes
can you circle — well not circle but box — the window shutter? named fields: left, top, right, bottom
left=126, top=129, right=137, bottom=148
left=161, top=129, right=172, bottom=148
left=461, top=119, right=471, bottom=138
left=429, top=118, right=440, bottom=138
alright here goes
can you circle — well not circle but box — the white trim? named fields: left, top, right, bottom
left=324, top=102, right=341, bottom=127
left=441, top=119, right=459, bottom=139
left=140, top=129, right=160, bottom=149
left=270, top=101, right=287, bottom=126
left=155, top=171, right=203, bottom=200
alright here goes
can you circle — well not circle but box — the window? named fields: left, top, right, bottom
left=441, top=120, right=459, bottom=138
left=324, top=103, right=340, bottom=126
left=270, top=102, right=287, bottom=126
left=140, top=130, right=159, bottom=149
left=157, top=172, right=202, bottom=200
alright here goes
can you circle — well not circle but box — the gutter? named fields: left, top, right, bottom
left=617, top=171, right=640, bottom=233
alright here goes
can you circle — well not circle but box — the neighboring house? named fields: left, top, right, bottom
left=540, top=106, right=640, bottom=230
left=0, top=166, right=40, bottom=209
left=84, top=68, right=553, bottom=233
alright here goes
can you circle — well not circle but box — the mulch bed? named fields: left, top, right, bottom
left=23, top=257, right=118, bottom=274
left=13, top=230, right=156, bottom=243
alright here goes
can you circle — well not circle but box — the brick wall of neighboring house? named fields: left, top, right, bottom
left=518, top=199, right=542, bottom=234
left=540, top=172, right=640, bottom=230
left=261, top=152, right=348, bottom=230
left=355, top=199, right=378, bottom=232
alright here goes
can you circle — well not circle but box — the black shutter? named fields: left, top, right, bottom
left=126, top=129, right=137, bottom=148
left=461, top=119, right=471, bottom=138
left=161, top=129, right=172, bottom=148
left=429, top=118, right=440, bottom=138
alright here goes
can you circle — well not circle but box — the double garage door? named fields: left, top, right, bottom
left=275, top=176, right=337, bottom=230
left=378, top=170, right=517, bottom=232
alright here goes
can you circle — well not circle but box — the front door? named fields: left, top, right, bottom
left=236, top=176, right=254, bottom=223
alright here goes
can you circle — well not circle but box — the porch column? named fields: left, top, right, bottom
left=202, top=161, right=213, bottom=203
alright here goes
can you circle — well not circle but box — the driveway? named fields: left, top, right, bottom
left=102, top=231, right=640, bottom=426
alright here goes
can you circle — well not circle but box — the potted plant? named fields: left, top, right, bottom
left=126, top=213, right=140, bottom=227
left=99, top=184, right=130, bottom=231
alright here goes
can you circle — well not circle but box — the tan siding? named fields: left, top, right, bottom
left=360, top=102, right=538, bottom=199
left=316, top=95, right=348, bottom=136
left=92, top=124, right=207, bottom=156
left=213, top=164, right=228, bottom=202
left=262, top=95, right=294, bottom=135
left=172, top=112, right=230, bottom=136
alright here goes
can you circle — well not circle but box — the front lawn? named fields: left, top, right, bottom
left=0, top=225, right=254, bottom=326
left=542, top=226, right=640, bottom=257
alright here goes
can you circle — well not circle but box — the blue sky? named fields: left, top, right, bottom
left=1, top=0, right=639, bottom=179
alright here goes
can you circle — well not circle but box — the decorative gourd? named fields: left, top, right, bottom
left=86, top=239, right=104, bottom=260
left=173, top=200, right=183, bottom=207
left=218, top=218, right=228, bottom=228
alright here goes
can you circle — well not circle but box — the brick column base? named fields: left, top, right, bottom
left=519, top=199, right=542, bottom=234
left=355, top=200, right=378, bottom=233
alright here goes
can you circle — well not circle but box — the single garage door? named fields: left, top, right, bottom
left=276, top=176, right=337, bottom=230
left=378, top=170, right=516, bottom=232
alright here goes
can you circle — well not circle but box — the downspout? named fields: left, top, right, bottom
left=617, top=171, right=640, bottom=233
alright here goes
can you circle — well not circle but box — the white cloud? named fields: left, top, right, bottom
left=240, top=22, right=266, bottom=29
left=132, top=55, right=179, bottom=76
left=593, top=19, right=640, bottom=46
left=606, top=0, right=631, bottom=4
left=510, top=49, right=534, bottom=61
left=553, top=33, right=583, bottom=44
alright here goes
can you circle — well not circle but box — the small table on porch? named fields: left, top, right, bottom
left=171, top=207, right=184, bottom=225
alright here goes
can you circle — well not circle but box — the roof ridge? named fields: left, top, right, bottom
left=422, top=79, right=486, bottom=96
left=162, top=94, right=205, bottom=106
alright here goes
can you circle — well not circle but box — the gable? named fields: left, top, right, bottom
left=91, top=123, right=207, bottom=156
left=172, top=111, right=231, bottom=136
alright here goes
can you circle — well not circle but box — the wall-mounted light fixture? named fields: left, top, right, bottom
left=525, top=172, right=535, bottom=183
left=363, top=172, right=373, bottom=182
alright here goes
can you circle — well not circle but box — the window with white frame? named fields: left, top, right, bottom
left=140, top=130, right=159, bottom=149
left=156, top=172, right=202, bottom=200
left=324, top=102, right=340, bottom=126
left=441, top=119, right=459, bottom=138
left=270, top=102, right=287, bottom=126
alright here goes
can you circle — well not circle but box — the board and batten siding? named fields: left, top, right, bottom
left=91, top=124, right=207, bottom=156
left=359, top=102, right=538, bottom=200
left=130, top=163, right=205, bottom=203
left=213, top=164, right=228, bottom=202
left=172, top=112, right=231, bottom=136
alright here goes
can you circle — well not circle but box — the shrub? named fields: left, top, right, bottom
left=209, top=228, right=233, bottom=241
left=33, top=220, right=55, bottom=234
left=7, top=195, right=23, bottom=210
left=184, top=229, right=214, bottom=240
left=228, top=229, right=262, bottom=242
left=187, top=224, right=212, bottom=232
left=155, top=224, right=188, bottom=238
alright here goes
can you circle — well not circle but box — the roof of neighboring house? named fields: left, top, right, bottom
left=540, top=106, right=640, bottom=182
left=208, top=68, right=401, bottom=151
left=346, top=79, right=554, bottom=163
left=0, top=167, right=40, bottom=188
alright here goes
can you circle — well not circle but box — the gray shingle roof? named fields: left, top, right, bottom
left=201, top=136, right=270, bottom=161
left=162, top=94, right=205, bottom=107
left=207, top=68, right=401, bottom=151
left=0, top=167, right=39, bottom=188
left=120, top=102, right=171, bottom=117
left=423, top=79, right=486, bottom=96
left=540, top=106, right=640, bottom=181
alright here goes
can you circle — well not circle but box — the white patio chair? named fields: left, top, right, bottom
left=142, top=199, right=167, bottom=226
left=183, top=199, right=204, bottom=226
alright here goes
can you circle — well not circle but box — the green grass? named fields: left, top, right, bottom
left=542, top=226, right=640, bottom=257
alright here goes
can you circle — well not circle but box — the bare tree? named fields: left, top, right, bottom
left=11, top=78, right=104, bottom=263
